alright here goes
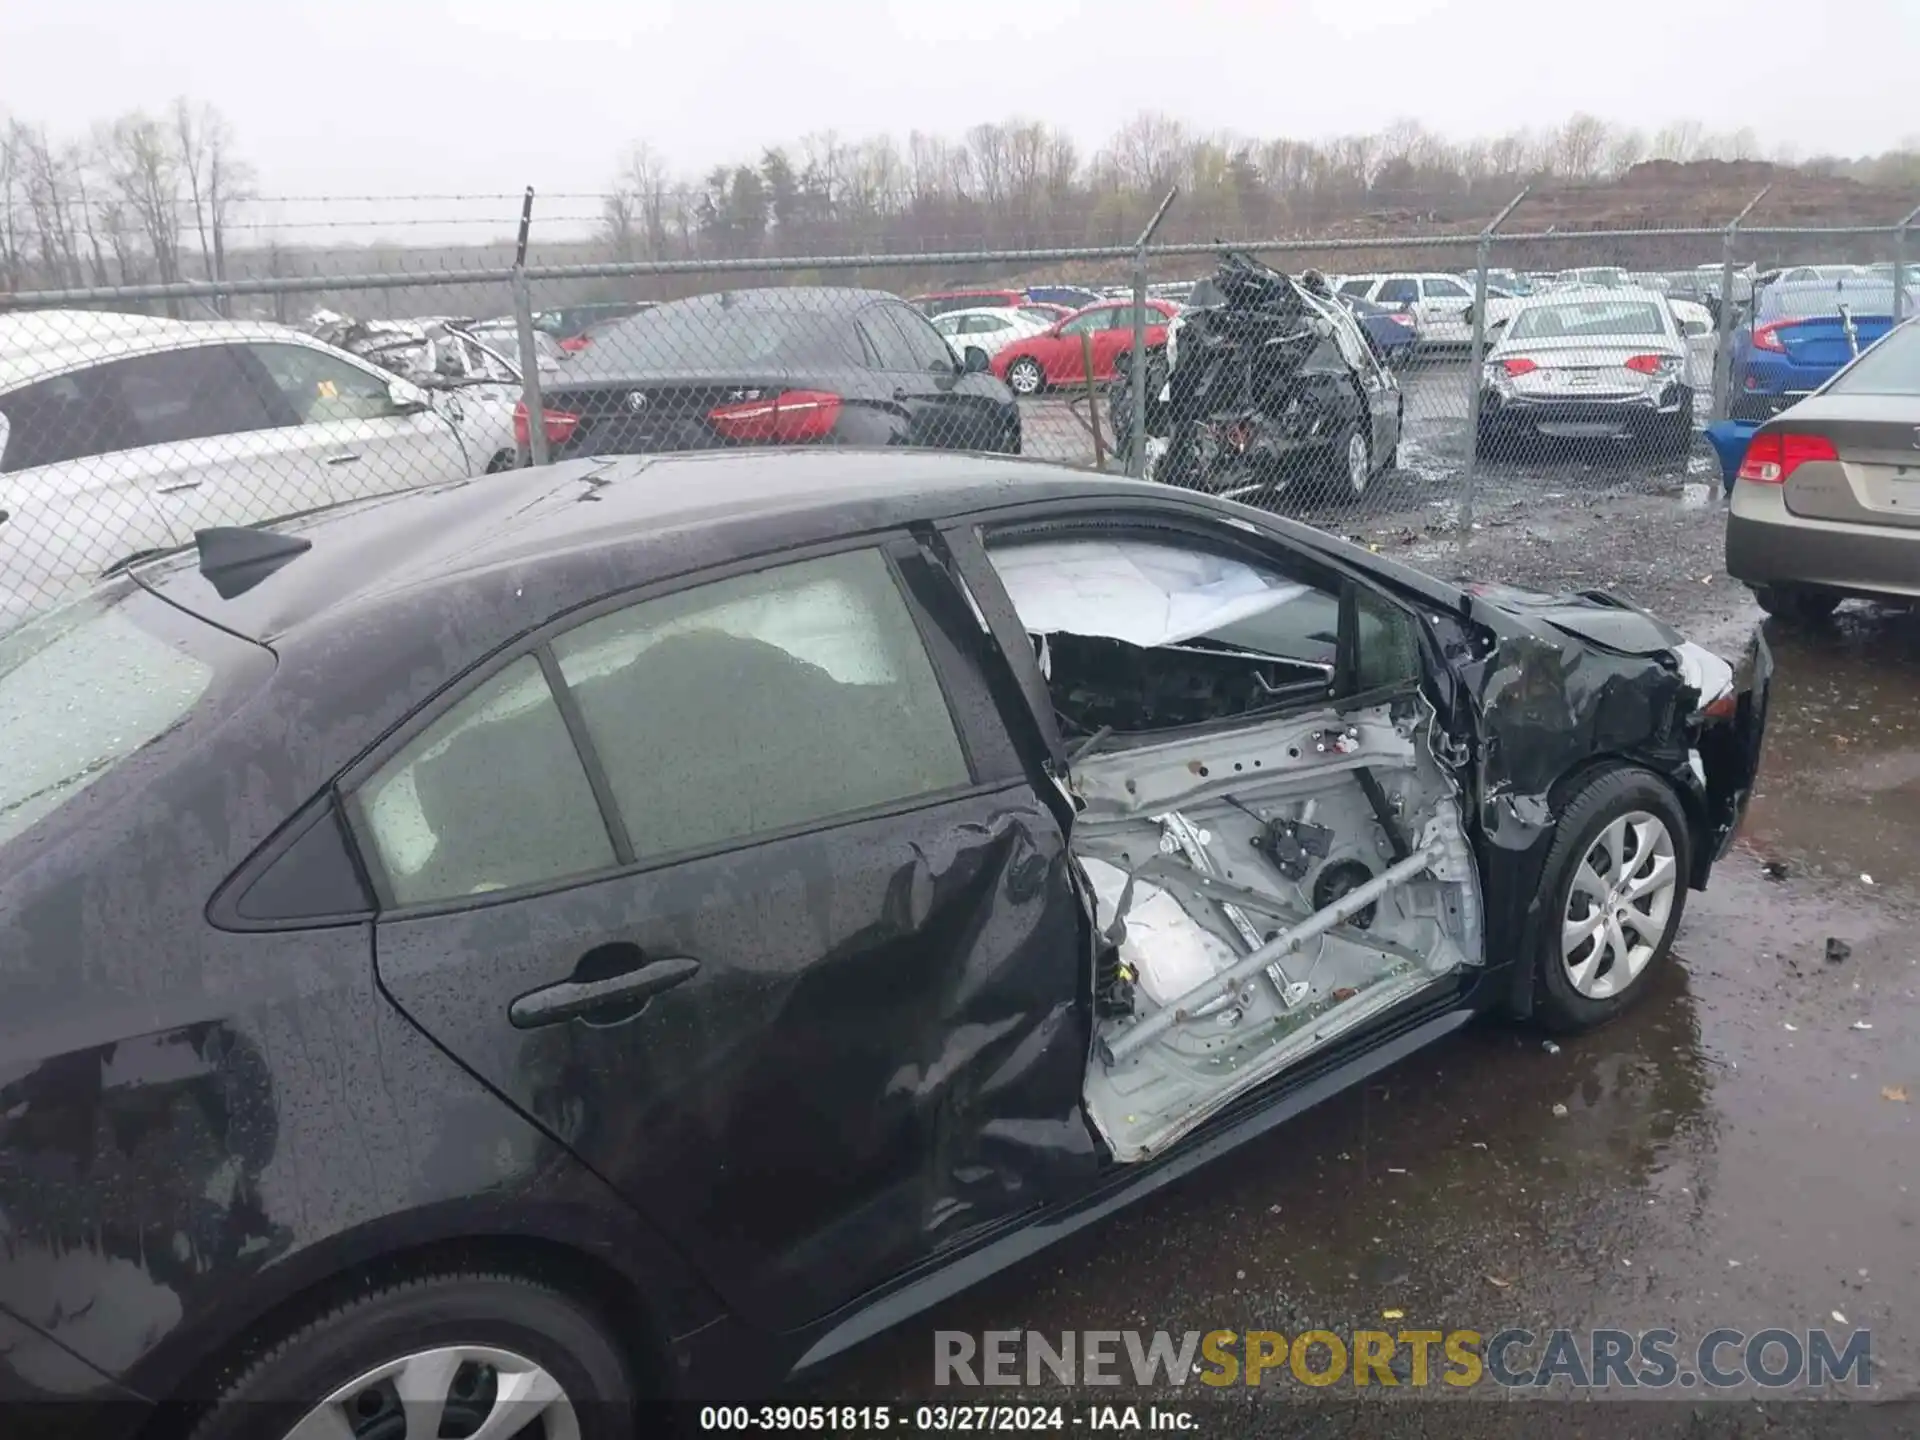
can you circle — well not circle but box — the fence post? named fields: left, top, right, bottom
left=510, top=187, right=551, bottom=467
left=1460, top=187, right=1529, bottom=537
left=1712, top=185, right=1771, bottom=422
left=1894, top=203, right=1920, bottom=325
left=1129, top=188, right=1178, bottom=478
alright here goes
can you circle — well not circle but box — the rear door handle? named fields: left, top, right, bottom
left=156, top=479, right=202, bottom=494
left=325, top=452, right=364, bottom=466
left=508, top=955, right=699, bottom=1028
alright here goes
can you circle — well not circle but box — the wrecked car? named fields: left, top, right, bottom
left=305, top=309, right=526, bottom=472
left=0, top=449, right=1767, bottom=1431
left=1114, top=253, right=1403, bottom=507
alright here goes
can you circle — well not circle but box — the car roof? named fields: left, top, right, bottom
left=1514, top=285, right=1668, bottom=305
left=638, top=286, right=901, bottom=317
left=135, top=449, right=1149, bottom=645
left=934, top=306, right=1041, bottom=321
left=0, top=313, right=356, bottom=392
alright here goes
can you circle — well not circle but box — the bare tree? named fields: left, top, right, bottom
left=0, top=121, right=24, bottom=291
left=101, top=112, right=183, bottom=301
left=1606, top=128, right=1648, bottom=177
left=1652, top=120, right=1705, bottom=162
left=1557, top=113, right=1610, bottom=178
left=170, top=100, right=250, bottom=311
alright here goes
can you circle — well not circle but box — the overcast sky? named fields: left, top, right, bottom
left=7, top=0, right=1916, bottom=203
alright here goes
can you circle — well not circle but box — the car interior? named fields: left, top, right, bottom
left=986, top=534, right=1484, bottom=1162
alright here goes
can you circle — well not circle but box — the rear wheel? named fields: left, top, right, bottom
left=186, top=1272, right=633, bottom=1440
left=1006, top=357, right=1044, bottom=396
left=1751, top=583, right=1842, bottom=623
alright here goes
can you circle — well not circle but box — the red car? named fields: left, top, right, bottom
left=989, top=299, right=1179, bottom=395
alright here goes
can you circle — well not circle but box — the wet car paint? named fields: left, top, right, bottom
left=823, top=494, right=1920, bottom=1421
left=0, top=454, right=1770, bottom=1430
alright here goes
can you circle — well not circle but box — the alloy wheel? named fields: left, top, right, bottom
left=284, top=1345, right=580, bottom=1440
left=1007, top=358, right=1043, bottom=395
left=1345, top=431, right=1370, bottom=495
left=1562, top=811, right=1678, bottom=1000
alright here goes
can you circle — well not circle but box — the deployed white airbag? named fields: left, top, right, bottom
left=990, top=538, right=1308, bottom=650
left=1080, top=856, right=1234, bottom=1007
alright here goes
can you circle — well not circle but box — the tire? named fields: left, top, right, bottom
left=997, top=415, right=1023, bottom=455
left=1005, top=357, right=1044, bottom=396
left=186, top=1271, right=633, bottom=1440
left=1751, top=583, right=1841, bottom=623
left=1531, top=767, right=1691, bottom=1034
left=486, top=449, right=517, bottom=474
left=1310, top=423, right=1370, bottom=503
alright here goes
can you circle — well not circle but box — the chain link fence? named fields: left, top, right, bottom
left=1, top=196, right=1914, bottom=630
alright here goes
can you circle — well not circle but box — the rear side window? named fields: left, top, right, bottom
left=885, top=306, right=964, bottom=373
left=1377, top=279, right=1418, bottom=305
left=105, top=346, right=281, bottom=445
left=0, top=346, right=278, bottom=472
left=551, top=549, right=971, bottom=863
left=352, top=656, right=615, bottom=906
left=1826, top=323, right=1920, bottom=396
left=0, top=592, right=217, bottom=845
left=1, top=372, right=131, bottom=471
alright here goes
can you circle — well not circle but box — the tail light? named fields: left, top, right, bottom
left=1501, top=358, right=1538, bottom=377
left=1389, top=312, right=1417, bottom=329
left=707, top=389, right=842, bottom=443
left=1750, top=321, right=1791, bottom=353
left=1737, top=430, right=1837, bottom=485
left=512, top=401, right=581, bottom=448
left=1623, top=354, right=1670, bottom=374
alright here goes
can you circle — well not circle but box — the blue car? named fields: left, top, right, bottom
left=1337, top=292, right=1420, bottom=368
left=1025, top=285, right=1107, bottom=310
left=1728, top=279, right=1919, bottom=421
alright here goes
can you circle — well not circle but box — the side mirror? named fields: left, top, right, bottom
left=962, top=345, right=992, bottom=374
left=387, top=377, right=433, bottom=413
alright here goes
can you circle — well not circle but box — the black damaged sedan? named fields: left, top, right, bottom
left=0, top=451, right=1767, bottom=1439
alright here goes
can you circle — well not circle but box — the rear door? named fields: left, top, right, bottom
left=1091, top=303, right=1161, bottom=381
left=48, top=343, right=332, bottom=538
left=1417, top=275, right=1475, bottom=342
left=352, top=538, right=1095, bottom=1331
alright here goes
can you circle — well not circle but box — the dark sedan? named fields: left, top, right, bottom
left=0, top=452, right=1766, bottom=1438
left=519, top=287, right=1021, bottom=461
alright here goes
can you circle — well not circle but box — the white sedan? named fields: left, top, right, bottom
left=930, top=307, right=1055, bottom=360
left=0, top=311, right=497, bottom=629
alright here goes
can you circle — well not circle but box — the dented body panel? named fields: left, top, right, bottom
left=0, top=451, right=1769, bottom=1422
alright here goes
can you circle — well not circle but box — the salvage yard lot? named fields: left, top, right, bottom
left=1017, top=353, right=1712, bottom=519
